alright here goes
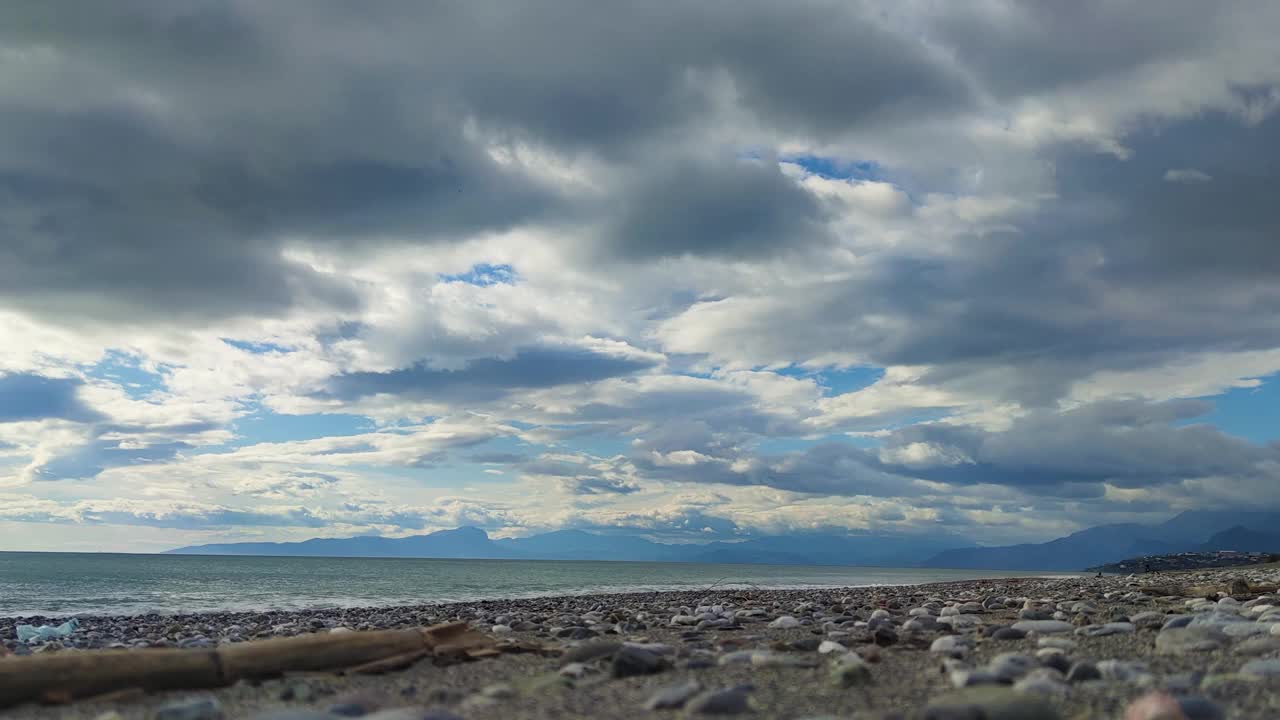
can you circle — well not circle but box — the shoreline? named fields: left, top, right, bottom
left=4, top=566, right=1279, bottom=719
left=2, top=576, right=1081, bottom=623
left=0, top=561, right=1085, bottom=617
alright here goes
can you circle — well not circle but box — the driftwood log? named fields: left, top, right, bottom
left=1136, top=580, right=1278, bottom=598
left=0, top=621, right=494, bottom=709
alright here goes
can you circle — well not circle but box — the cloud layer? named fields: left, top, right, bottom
left=1, top=1, right=1278, bottom=551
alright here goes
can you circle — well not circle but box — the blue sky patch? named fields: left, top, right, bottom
left=1187, top=375, right=1280, bottom=444
left=232, top=410, right=372, bottom=445
left=784, top=155, right=884, bottom=182
left=222, top=339, right=293, bottom=354
left=774, top=365, right=885, bottom=396
left=83, top=351, right=168, bottom=400
left=439, top=263, right=516, bottom=287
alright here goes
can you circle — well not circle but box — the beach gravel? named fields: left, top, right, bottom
left=3, top=566, right=1280, bottom=719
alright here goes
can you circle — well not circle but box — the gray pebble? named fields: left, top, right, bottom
left=1234, top=635, right=1280, bottom=656
left=561, top=639, right=621, bottom=664
left=1065, top=661, right=1101, bottom=683
left=243, top=707, right=335, bottom=712
left=1178, top=696, right=1226, bottom=720
left=686, top=685, right=754, bottom=715
left=1155, top=627, right=1228, bottom=654
left=643, top=681, right=702, bottom=710
left=1239, top=658, right=1280, bottom=678
left=1010, top=620, right=1074, bottom=634
left=923, top=687, right=1061, bottom=720
left=154, top=696, right=223, bottom=720
left=991, top=627, right=1026, bottom=640
left=612, top=645, right=665, bottom=678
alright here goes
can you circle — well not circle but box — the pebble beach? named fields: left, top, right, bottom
left=4, top=565, right=1280, bottom=719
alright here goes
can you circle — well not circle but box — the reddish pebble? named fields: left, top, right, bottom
left=1125, top=692, right=1187, bottom=720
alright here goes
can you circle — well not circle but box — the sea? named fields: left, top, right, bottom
left=0, top=552, right=1069, bottom=617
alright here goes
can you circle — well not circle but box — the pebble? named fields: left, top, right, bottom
left=1233, top=635, right=1280, bottom=656
left=153, top=696, right=223, bottom=720
left=1239, top=658, right=1280, bottom=678
left=1065, top=661, right=1101, bottom=683
left=244, top=707, right=335, bottom=712
left=1155, top=627, right=1228, bottom=654
left=767, top=615, right=802, bottom=629
left=987, top=652, right=1036, bottom=681
left=1130, top=612, right=1168, bottom=629
left=1038, top=652, right=1071, bottom=674
left=930, top=635, right=971, bottom=657
left=1012, top=669, right=1069, bottom=696
left=923, top=687, right=1062, bottom=720
left=1036, top=637, right=1076, bottom=651
left=644, top=680, right=702, bottom=710
left=612, top=645, right=665, bottom=678
left=479, top=683, right=515, bottom=700
left=872, top=627, right=899, bottom=646
left=1097, top=659, right=1152, bottom=684
left=1220, top=622, right=1269, bottom=638
left=562, top=640, right=621, bottom=664
left=1078, top=621, right=1135, bottom=636
left=1124, top=691, right=1186, bottom=720
left=685, top=685, right=753, bottom=715
left=624, top=641, right=676, bottom=655
left=991, top=626, right=1027, bottom=640
left=1010, top=620, right=1074, bottom=634
left=830, top=653, right=872, bottom=687
left=366, top=711, right=464, bottom=720
left=1177, top=696, right=1227, bottom=720
left=950, top=668, right=1005, bottom=688
left=328, top=692, right=385, bottom=717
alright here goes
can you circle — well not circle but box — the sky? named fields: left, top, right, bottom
left=1, top=1, right=1279, bottom=553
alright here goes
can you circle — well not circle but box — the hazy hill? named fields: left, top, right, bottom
left=168, top=510, right=1280, bottom=570
left=1200, top=525, right=1280, bottom=552
left=168, top=527, right=959, bottom=567
left=923, top=511, right=1280, bottom=570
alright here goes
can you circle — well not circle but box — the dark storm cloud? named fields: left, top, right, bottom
left=873, top=401, right=1274, bottom=489
left=923, top=1, right=1216, bottom=98
left=1055, top=111, right=1280, bottom=280
left=0, top=0, right=974, bottom=322
left=608, top=157, right=831, bottom=259
left=633, top=441, right=917, bottom=498
left=634, top=399, right=1279, bottom=497
left=322, top=347, right=659, bottom=403
left=0, top=373, right=103, bottom=423
left=667, top=107, right=1280, bottom=408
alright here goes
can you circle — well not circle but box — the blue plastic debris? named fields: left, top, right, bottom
left=15, top=617, right=79, bottom=643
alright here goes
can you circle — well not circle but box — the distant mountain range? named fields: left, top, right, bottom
left=921, top=511, right=1280, bottom=570
left=166, top=510, right=1280, bottom=571
left=165, top=527, right=962, bottom=567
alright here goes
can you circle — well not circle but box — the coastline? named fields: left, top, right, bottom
left=0, top=552, right=1078, bottom=618
left=3, top=566, right=1278, bottom=719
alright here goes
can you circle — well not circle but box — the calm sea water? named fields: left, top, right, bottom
left=0, top=552, right=1067, bottom=617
